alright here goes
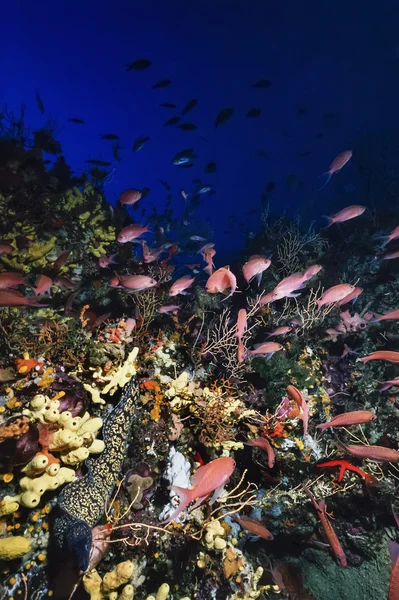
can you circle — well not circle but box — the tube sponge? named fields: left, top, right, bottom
left=102, top=560, right=134, bottom=593
left=0, top=536, right=32, bottom=560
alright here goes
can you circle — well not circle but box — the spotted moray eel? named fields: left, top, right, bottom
left=52, top=378, right=139, bottom=570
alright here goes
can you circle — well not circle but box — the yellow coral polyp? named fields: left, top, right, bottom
left=0, top=536, right=32, bottom=560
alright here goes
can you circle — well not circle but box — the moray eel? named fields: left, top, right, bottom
left=52, top=378, right=139, bottom=571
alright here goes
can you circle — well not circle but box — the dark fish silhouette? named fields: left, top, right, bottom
left=160, top=103, right=177, bottom=108
left=247, top=108, right=261, bottom=118
left=215, top=108, right=234, bottom=129
left=153, top=79, right=172, bottom=89
left=182, top=99, right=198, bottom=115
left=133, top=136, right=150, bottom=152
left=68, top=118, right=85, bottom=124
left=173, top=148, right=196, bottom=166
left=85, top=159, right=111, bottom=167
left=252, top=79, right=272, bottom=89
left=112, top=143, right=121, bottom=162
left=178, top=123, right=197, bottom=131
left=204, top=162, right=217, bottom=174
left=160, top=180, right=171, bottom=191
left=101, top=133, right=119, bottom=140
left=36, top=89, right=45, bottom=114
left=126, top=59, right=151, bottom=71
left=164, top=116, right=180, bottom=127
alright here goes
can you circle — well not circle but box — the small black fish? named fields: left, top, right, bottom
left=204, top=162, right=217, bottom=174
left=178, top=123, right=197, bottom=131
left=126, top=58, right=151, bottom=71
left=160, top=103, right=177, bottom=108
left=160, top=180, right=171, bottom=191
left=36, top=89, right=45, bottom=114
left=112, top=143, right=121, bottom=162
left=133, top=136, right=151, bottom=152
left=252, top=79, right=272, bottom=89
left=181, top=98, right=198, bottom=116
left=68, top=118, right=85, bottom=124
left=173, top=148, right=196, bottom=166
left=215, top=108, right=234, bottom=129
left=266, top=181, right=275, bottom=193
left=153, top=79, right=172, bottom=89
left=246, top=108, right=261, bottom=118
left=101, top=133, right=120, bottom=140
left=164, top=116, right=180, bottom=126
left=85, top=159, right=111, bottom=167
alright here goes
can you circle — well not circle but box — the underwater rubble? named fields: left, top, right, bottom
left=1, top=131, right=399, bottom=600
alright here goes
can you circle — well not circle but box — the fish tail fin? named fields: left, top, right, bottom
left=27, top=297, right=49, bottom=307
left=375, top=235, right=390, bottom=248
left=256, top=272, right=262, bottom=286
left=319, top=171, right=332, bottom=191
left=162, top=486, right=192, bottom=523
left=321, top=214, right=334, bottom=228
left=315, top=422, right=328, bottom=432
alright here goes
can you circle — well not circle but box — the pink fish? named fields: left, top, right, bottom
left=272, top=271, right=307, bottom=301
left=325, top=328, right=343, bottom=339
left=0, top=272, right=26, bottom=289
left=98, top=254, right=118, bottom=269
left=205, top=267, right=237, bottom=299
left=54, top=276, right=77, bottom=290
left=320, top=150, right=353, bottom=190
left=141, top=241, right=165, bottom=264
left=323, top=204, right=365, bottom=226
left=117, top=224, right=150, bottom=243
left=360, top=351, right=399, bottom=364
left=316, top=410, right=375, bottom=432
left=242, top=255, right=271, bottom=285
left=237, top=339, right=246, bottom=363
left=235, top=309, right=247, bottom=340
left=159, top=305, right=181, bottom=314
left=287, top=385, right=309, bottom=437
left=379, top=377, right=399, bottom=392
left=110, top=274, right=158, bottom=291
left=163, top=456, right=235, bottom=523
left=119, top=189, right=142, bottom=205
left=380, top=250, right=399, bottom=261
left=169, top=276, right=195, bottom=297
left=203, top=247, right=216, bottom=276
left=378, top=224, right=399, bottom=248
left=373, top=309, right=399, bottom=322
left=266, top=326, right=291, bottom=338
left=342, top=443, right=399, bottom=463
left=0, top=243, right=14, bottom=255
left=316, top=284, right=355, bottom=309
left=259, top=291, right=276, bottom=305
left=32, top=275, right=53, bottom=295
left=302, top=264, right=322, bottom=281
left=336, top=286, right=363, bottom=307
left=0, top=289, right=48, bottom=307
left=249, top=342, right=283, bottom=358
left=245, top=437, right=275, bottom=469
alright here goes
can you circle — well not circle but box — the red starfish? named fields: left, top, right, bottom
left=316, top=459, right=375, bottom=484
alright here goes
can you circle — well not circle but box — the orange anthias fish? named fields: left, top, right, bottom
left=235, top=309, right=247, bottom=341
left=287, top=385, right=309, bottom=437
left=323, top=204, right=365, bottom=226
left=0, top=290, right=48, bottom=307
left=117, top=224, right=150, bottom=243
left=316, top=283, right=355, bottom=309
left=389, top=508, right=399, bottom=600
left=245, top=436, right=275, bottom=469
left=249, top=342, right=283, bottom=358
left=373, top=309, right=399, bottom=322
left=316, top=410, right=375, bottom=431
left=336, top=286, right=363, bottom=307
left=163, top=456, right=235, bottom=523
left=205, top=266, right=237, bottom=299
left=110, top=274, right=158, bottom=291
left=302, top=264, right=322, bottom=281
left=360, top=351, right=399, bottom=365
left=0, top=272, right=26, bottom=289
left=342, top=443, right=399, bottom=463
left=272, top=271, right=308, bottom=301
left=319, top=150, right=353, bottom=190
left=32, top=275, right=53, bottom=295
left=203, top=247, right=216, bottom=276
left=232, top=514, right=274, bottom=540
left=169, top=276, right=195, bottom=296
left=242, top=255, right=271, bottom=285
left=266, top=325, right=291, bottom=338
left=304, top=487, right=347, bottom=566
left=378, top=224, right=399, bottom=248
left=98, top=254, right=118, bottom=269
left=119, top=188, right=142, bottom=205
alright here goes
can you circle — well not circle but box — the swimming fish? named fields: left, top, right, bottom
left=378, top=224, right=399, bottom=247
left=32, top=275, right=53, bottom=295
left=360, top=351, right=399, bottom=364
left=133, top=136, right=150, bottom=152
left=205, top=267, right=237, bottom=298
left=0, top=290, right=48, bottom=307
left=320, top=150, right=353, bottom=189
left=316, top=284, right=355, bottom=309
left=232, top=514, right=274, bottom=540
left=249, top=342, right=283, bottom=359
left=245, top=437, right=275, bottom=469
left=336, top=286, right=363, bottom=307
left=316, top=410, right=375, bottom=431
left=182, top=98, right=198, bottom=115
left=323, top=205, right=366, bottom=227
left=373, top=309, right=399, bottom=322
left=98, top=254, right=118, bottom=269
left=266, top=326, right=292, bottom=338
left=152, top=79, right=172, bottom=88
left=117, top=224, right=150, bottom=243
left=215, top=108, right=234, bottom=129
left=242, top=255, right=271, bottom=284
left=110, top=275, right=157, bottom=291
left=169, top=276, right=195, bottom=297
left=342, top=443, right=399, bottom=463
left=126, top=58, right=151, bottom=70
left=119, top=189, right=142, bottom=205
left=287, top=385, right=309, bottom=437
left=0, top=272, right=26, bottom=289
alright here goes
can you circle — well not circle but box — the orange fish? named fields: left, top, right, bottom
left=163, top=456, right=235, bottom=523
left=323, top=204, right=365, bottom=226
left=0, top=290, right=48, bottom=307
left=110, top=274, right=157, bottom=291
left=53, top=249, right=71, bottom=270
left=235, top=309, right=247, bottom=340
left=242, top=255, right=271, bottom=285
left=302, top=264, right=322, bottom=281
left=117, top=224, right=150, bottom=243
left=249, top=342, right=283, bottom=358
left=169, top=276, right=195, bottom=296
left=373, top=309, right=399, bottom=322
left=316, top=410, right=375, bottom=431
left=360, top=351, right=399, bottom=365
left=32, top=275, right=53, bottom=295
left=287, top=385, right=309, bottom=437
left=119, top=189, right=142, bottom=205
left=342, top=443, right=399, bottom=462
left=304, top=487, right=347, bottom=566
left=0, top=272, right=26, bottom=289
left=272, top=271, right=307, bottom=301
left=379, top=377, right=399, bottom=392
left=378, top=224, right=399, bottom=248
left=203, top=247, right=216, bottom=276
left=319, top=150, right=353, bottom=190
left=232, top=514, right=274, bottom=540
left=237, top=339, right=246, bottom=363
left=316, top=283, right=355, bottom=309
left=336, top=286, right=363, bottom=307
left=245, top=437, right=275, bottom=468
left=205, top=266, right=237, bottom=298
left=266, top=326, right=291, bottom=338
